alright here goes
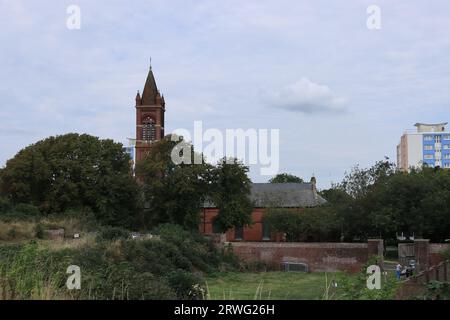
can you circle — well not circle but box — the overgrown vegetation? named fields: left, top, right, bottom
left=338, top=256, right=399, bottom=300
left=422, top=281, right=450, bottom=300
left=0, top=224, right=237, bottom=300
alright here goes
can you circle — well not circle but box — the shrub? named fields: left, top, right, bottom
left=442, top=248, right=450, bottom=261
left=0, top=197, right=12, bottom=213
left=166, top=270, right=205, bottom=300
left=339, top=255, right=399, bottom=300
left=13, top=203, right=41, bottom=216
left=423, top=281, right=450, bottom=300
left=34, top=223, right=44, bottom=239
left=96, top=226, right=129, bottom=242
left=0, top=223, right=241, bottom=300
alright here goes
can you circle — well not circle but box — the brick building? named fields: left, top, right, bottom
left=200, top=179, right=327, bottom=242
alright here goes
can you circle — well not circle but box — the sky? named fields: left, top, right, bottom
left=1, top=0, right=450, bottom=189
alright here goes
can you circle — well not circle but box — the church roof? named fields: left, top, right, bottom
left=141, top=67, right=158, bottom=105
left=203, top=183, right=327, bottom=208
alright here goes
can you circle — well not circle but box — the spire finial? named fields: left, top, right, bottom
left=149, top=57, right=152, bottom=70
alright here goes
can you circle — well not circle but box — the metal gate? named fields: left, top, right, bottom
left=398, top=243, right=415, bottom=266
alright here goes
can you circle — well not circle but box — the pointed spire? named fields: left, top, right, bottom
left=135, top=90, right=142, bottom=105
left=141, top=65, right=158, bottom=105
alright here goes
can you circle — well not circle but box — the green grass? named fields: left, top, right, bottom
left=205, top=271, right=352, bottom=300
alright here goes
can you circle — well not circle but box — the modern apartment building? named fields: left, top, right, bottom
left=397, top=122, right=450, bottom=170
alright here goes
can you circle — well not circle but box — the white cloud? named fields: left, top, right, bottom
left=266, top=78, right=347, bottom=114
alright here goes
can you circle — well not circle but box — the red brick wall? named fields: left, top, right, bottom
left=429, top=243, right=450, bottom=266
left=230, top=242, right=373, bottom=273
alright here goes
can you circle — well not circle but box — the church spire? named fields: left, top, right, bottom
left=141, top=64, right=158, bottom=105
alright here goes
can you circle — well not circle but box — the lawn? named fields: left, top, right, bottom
left=205, top=271, right=352, bottom=300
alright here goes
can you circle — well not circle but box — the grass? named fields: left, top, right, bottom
left=205, top=271, right=352, bottom=300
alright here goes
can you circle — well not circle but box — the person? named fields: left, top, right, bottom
left=401, top=266, right=407, bottom=279
left=396, top=263, right=402, bottom=280
left=406, top=266, right=412, bottom=278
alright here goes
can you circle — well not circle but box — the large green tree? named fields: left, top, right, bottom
left=136, top=139, right=254, bottom=232
left=209, top=158, right=253, bottom=232
left=0, top=133, right=140, bottom=226
left=135, top=136, right=210, bottom=230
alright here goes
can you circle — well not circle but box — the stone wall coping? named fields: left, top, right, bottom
left=228, top=242, right=368, bottom=249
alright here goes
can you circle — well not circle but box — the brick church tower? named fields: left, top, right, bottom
left=135, top=65, right=165, bottom=163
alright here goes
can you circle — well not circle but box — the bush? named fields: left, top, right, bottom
left=151, top=224, right=222, bottom=273
left=423, top=281, right=450, bottom=300
left=339, top=255, right=399, bottom=300
left=0, top=224, right=241, bottom=300
left=0, top=203, right=41, bottom=222
left=13, top=203, right=41, bottom=217
left=166, top=270, right=205, bottom=300
left=96, top=226, right=129, bottom=242
left=442, top=248, right=450, bottom=261
left=0, top=197, right=12, bottom=213
left=34, top=223, right=44, bottom=239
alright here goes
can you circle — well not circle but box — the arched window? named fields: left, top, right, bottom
left=142, top=117, right=156, bottom=141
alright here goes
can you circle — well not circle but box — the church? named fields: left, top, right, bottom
left=132, top=66, right=326, bottom=242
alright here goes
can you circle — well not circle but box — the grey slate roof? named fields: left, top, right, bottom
left=203, top=183, right=327, bottom=208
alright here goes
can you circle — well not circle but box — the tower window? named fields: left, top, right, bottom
left=142, top=117, right=156, bottom=141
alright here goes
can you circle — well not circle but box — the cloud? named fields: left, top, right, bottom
left=266, top=78, right=347, bottom=114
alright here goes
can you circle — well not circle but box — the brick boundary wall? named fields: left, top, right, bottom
left=429, top=244, right=450, bottom=266
left=228, top=239, right=383, bottom=273
left=395, top=260, right=450, bottom=300
left=396, top=240, right=450, bottom=300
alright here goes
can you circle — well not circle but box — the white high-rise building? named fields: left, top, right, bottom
left=397, top=122, right=450, bottom=170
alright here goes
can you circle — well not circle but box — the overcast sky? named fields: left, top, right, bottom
left=1, top=0, right=450, bottom=188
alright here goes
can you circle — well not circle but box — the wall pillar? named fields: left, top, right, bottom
left=367, top=239, right=384, bottom=264
left=414, top=239, right=430, bottom=272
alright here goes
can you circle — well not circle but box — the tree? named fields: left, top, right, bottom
left=0, top=133, right=140, bottom=227
left=269, top=173, right=303, bottom=183
left=209, top=158, right=253, bottom=232
left=337, top=157, right=396, bottom=199
left=136, top=139, right=254, bottom=232
left=135, top=136, right=211, bottom=230
left=265, top=207, right=340, bottom=242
